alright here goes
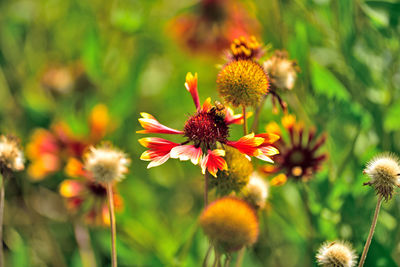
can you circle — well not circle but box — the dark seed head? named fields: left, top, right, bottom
left=184, top=108, right=229, bottom=148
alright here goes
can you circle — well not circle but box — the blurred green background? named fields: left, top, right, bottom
left=1, top=0, right=400, bottom=266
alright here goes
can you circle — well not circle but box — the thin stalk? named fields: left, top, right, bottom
left=242, top=106, right=248, bottom=135
left=250, top=95, right=267, bottom=133
left=235, top=247, right=245, bottom=267
left=0, top=172, right=4, bottom=267
left=358, top=195, right=383, bottom=267
left=106, top=183, right=117, bottom=267
left=74, top=222, right=97, bottom=267
left=224, top=254, right=231, bottom=267
left=202, top=244, right=213, bottom=267
left=204, top=172, right=208, bottom=207
left=213, top=248, right=221, bottom=267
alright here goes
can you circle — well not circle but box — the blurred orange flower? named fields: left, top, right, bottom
left=168, top=0, right=260, bottom=55
left=26, top=104, right=111, bottom=180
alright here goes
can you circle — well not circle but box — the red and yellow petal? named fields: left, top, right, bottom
left=59, top=179, right=85, bottom=198
left=202, top=97, right=212, bottom=112
left=89, top=103, right=109, bottom=141
left=170, top=145, right=203, bottom=165
left=137, top=113, right=184, bottom=135
left=270, top=174, right=287, bottom=186
left=138, top=137, right=179, bottom=168
left=255, top=146, right=279, bottom=162
left=185, top=72, right=200, bottom=110
left=255, top=133, right=280, bottom=145
left=226, top=133, right=264, bottom=157
left=65, top=157, right=86, bottom=178
left=224, top=107, right=244, bottom=125
left=200, top=149, right=228, bottom=177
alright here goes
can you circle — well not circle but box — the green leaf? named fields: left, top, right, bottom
left=384, top=102, right=400, bottom=131
left=310, top=61, right=350, bottom=101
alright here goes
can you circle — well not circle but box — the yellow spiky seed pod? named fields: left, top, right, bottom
left=316, top=241, right=357, bottom=267
left=217, top=60, right=269, bottom=107
left=84, top=143, right=130, bottom=183
left=199, top=197, right=259, bottom=252
left=363, top=153, right=400, bottom=201
left=210, top=146, right=253, bottom=195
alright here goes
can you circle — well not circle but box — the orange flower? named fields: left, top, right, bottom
left=168, top=0, right=260, bottom=55
left=138, top=73, right=279, bottom=177
left=26, top=104, right=112, bottom=180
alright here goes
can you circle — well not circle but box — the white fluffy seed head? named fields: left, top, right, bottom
left=84, top=144, right=130, bottom=183
left=364, top=153, right=400, bottom=200
left=316, top=241, right=357, bottom=267
left=241, top=172, right=269, bottom=209
left=0, top=135, right=24, bottom=173
left=263, top=50, right=298, bottom=90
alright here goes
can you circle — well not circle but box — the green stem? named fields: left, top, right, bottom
left=204, top=172, right=208, bottom=207
left=235, top=247, right=245, bottom=267
left=242, top=106, right=248, bottom=135
left=250, top=95, right=267, bottom=133
left=0, top=172, right=4, bottom=267
left=202, top=244, right=212, bottom=267
left=106, top=183, right=117, bottom=267
left=74, top=222, right=97, bottom=267
left=224, top=254, right=231, bottom=267
left=213, top=248, right=221, bottom=267
left=358, top=195, right=383, bottom=267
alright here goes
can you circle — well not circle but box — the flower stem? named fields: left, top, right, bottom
left=235, top=247, right=245, bottom=267
left=106, top=183, right=117, bottom=267
left=213, top=247, right=221, bottom=267
left=204, top=172, right=208, bottom=207
left=358, top=195, right=383, bottom=267
left=0, top=172, right=4, bottom=267
left=224, top=254, right=231, bottom=267
left=74, top=222, right=97, bottom=267
left=202, top=244, right=212, bottom=267
left=250, top=95, right=267, bottom=133
left=242, top=106, right=248, bottom=135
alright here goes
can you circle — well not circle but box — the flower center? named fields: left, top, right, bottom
left=87, top=182, right=107, bottom=197
left=184, top=109, right=229, bottom=148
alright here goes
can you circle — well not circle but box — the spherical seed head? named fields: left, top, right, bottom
left=199, top=197, right=259, bottom=252
left=84, top=144, right=130, bottom=183
left=210, top=146, right=253, bottom=195
left=184, top=106, right=229, bottom=147
left=364, top=153, right=400, bottom=200
left=241, top=172, right=269, bottom=210
left=0, top=135, right=24, bottom=173
left=217, top=59, right=269, bottom=107
left=316, top=241, right=357, bottom=267
left=263, top=50, right=298, bottom=90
